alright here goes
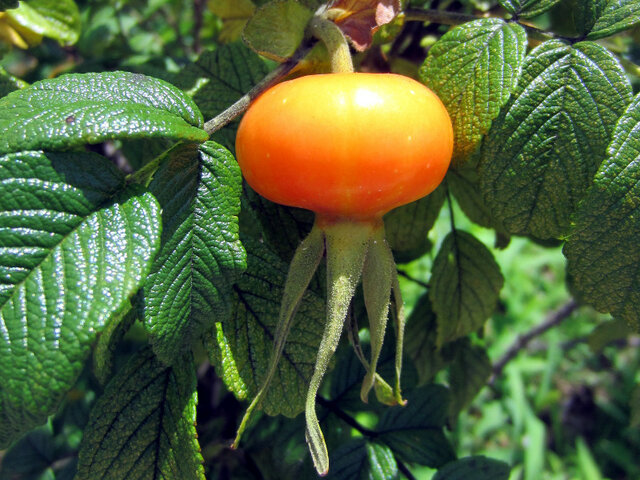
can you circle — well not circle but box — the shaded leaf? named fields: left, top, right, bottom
left=433, top=456, right=510, bottom=480
left=93, top=305, right=136, bottom=386
left=587, top=318, right=631, bottom=353
left=429, top=231, right=503, bottom=347
left=498, top=0, right=562, bottom=17
left=209, top=0, right=256, bottom=43
left=207, top=236, right=325, bottom=417
left=0, top=151, right=161, bottom=447
left=0, top=425, right=54, bottom=479
left=0, top=71, right=207, bottom=155
left=573, top=0, right=608, bottom=36
left=447, top=166, right=502, bottom=231
left=0, top=65, right=26, bottom=98
left=326, top=439, right=398, bottom=480
left=586, top=0, right=640, bottom=40
left=4, top=0, right=80, bottom=46
left=631, top=384, right=640, bottom=428
left=480, top=40, right=632, bottom=239
left=445, top=339, right=491, bottom=420
left=0, top=0, right=19, bottom=11
left=327, top=0, right=401, bottom=51
left=143, top=141, right=245, bottom=365
left=564, top=93, right=640, bottom=326
left=421, top=18, right=526, bottom=163
left=376, top=385, right=455, bottom=467
left=76, top=348, right=204, bottom=480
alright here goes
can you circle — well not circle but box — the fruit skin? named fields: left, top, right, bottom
left=235, top=72, right=453, bottom=222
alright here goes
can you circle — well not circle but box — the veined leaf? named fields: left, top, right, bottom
left=0, top=151, right=161, bottom=447
left=207, top=236, right=325, bottom=417
left=480, top=40, right=632, bottom=239
left=498, top=0, right=562, bottom=17
left=326, top=439, right=398, bottom=480
left=433, top=456, right=510, bottom=480
left=574, top=0, right=608, bottom=36
left=0, top=71, right=207, bottom=155
left=143, top=141, right=245, bottom=365
left=421, top=18, right=526, bottom=163
left=564, top=93, right=640, bottom=327
left=76, top=348, right=204, bottom=480
left=376, top=385, right=455, bottom=467
left=447, top=166, right=503, bottom=231
left=586, top=0, right=640, bottom=40
left=4, top=0, right=81, bottom=46
left=429, top=231, right=503, bottom=347
left=446, top=339, right=491, bottom=420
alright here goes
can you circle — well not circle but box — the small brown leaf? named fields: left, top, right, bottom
left=326, top=0, right=400, bottom=51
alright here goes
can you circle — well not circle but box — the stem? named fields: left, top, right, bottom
left=404, top=8, right=481, bottom=26
left=306, top=16, right=354, bottom=74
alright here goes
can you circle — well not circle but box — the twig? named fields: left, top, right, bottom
left=489, top=299, right=579, bottom=385
left=396, top=270, right=430, bottom=290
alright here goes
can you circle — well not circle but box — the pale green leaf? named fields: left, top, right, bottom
left=0, top=151, right=161, bottom=447
left=498, top=0, right=562, bottom=17
left=5, top=0, right=80, bottom=45
left=429, top=231, right=503, bottom=347
left=480, top=40, right=632, bottom=239
left=0, top=71, right=207, bottom=155
left=587, top=0, right=640, bottom=40
left=326, top=440, right=398, bottom=480
left=433, top=456, right=510, bottom=480
left=76, top=348, right=204, bottom=480
left=564, top=93, right=640, bottom=326
left=421, top=18, right=526, bottom=162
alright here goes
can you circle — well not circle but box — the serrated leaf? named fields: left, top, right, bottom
left=243, top=0, right=313, bottom=62
left=447, top=166, right=502, bottom=230
left=383, top=185, right=444, bottom=263
left=93, top=306, right=136, bottom=386
left=498, top=0, right=562, bottom=17
left=480, top=40, right=632, bottom=239
left=76, top=348, right=204, bottom=480
left=5, top=0, right=80, bottom=46
left=326, top=439, right=398, bottom=480
left=573, top=0, right=608, bottom=36
left=586, top=0, right=640, bottom=40
left=429, top=231, right=503, bottom=347
left=445, top=339, right=491, bottom=420
left=376, top=385, right=455, bottom=467
left=0, top=150, right=161, bottom=447
left=421, top=18, right=526, bottom=163
left=143, top=141, right=245, bottom=365
left=0, top=71, right=207, bottom=155
left=433, top=456, right=510, bottom=480
left=175, top=43, right=270, bottom=151
left=207, top=236, right=325, bottom=417
left=564, top=93, right=640, bottom=326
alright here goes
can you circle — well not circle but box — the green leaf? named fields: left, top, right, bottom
left=93, top=306, right=136, bottom=386
left=326, top=439, right=398, bottom=480
left=421, top=18, right=526, bottom=163
left=144, top=141, right=245, bottom=365
left=429, top=231, right=503, bottom=347
left=564, top=93, right=640, bottom=326
left=445, top=339, right=491, bottom=420
left=433, top=456, right=510, bottom=480
left=586, top=0, right=640, bottom=40
left=5, top=0, right=80, bottom=45
left=447, top=166, right=503, bottom=231
left=631, top=384, right=640, bottom=428
left=243, top=0, right=313, bottom=62
left=587, top=318, right=631, bottom=353
left=175, top=43, right=270, bottom=151
left=480, top=40, right=632, bottom=239
left=573, top=0, right=608, bottom=36
left=0, top=0, right=19, bottom=12
left=376, top=385, right=455, bottom=467
left=0, top=71, right=207, bottom=155
left=0, top=150, right=161, bottom=447
left=498, top=0, right=562, bottom=17
left=0, top=66, right=27, bottom=98
left=206, top=236, right=325, bottom=417
left=0, top=425, right=54, bottom=479
left=76, top=348, right=204, bottom=480
left=383, top=185, right=444, bottom=263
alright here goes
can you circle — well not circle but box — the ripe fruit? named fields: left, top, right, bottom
left=233, top=72, right=453, bottom=476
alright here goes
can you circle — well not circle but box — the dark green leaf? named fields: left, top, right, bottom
left=326, top=439, right=398, bottom=480
left=564, top=93, right=640, bottom=326
left=498, top=0, right=562, bottom=17
left=376, top=385, right=455, bottom=467
left=587, top=318, right=631, bottom=353
left=143, top=141, right=245, bottom=365
left=383, top=186, right=444, bottom=263
left=480, top=40, right=632, bottom=239
left=175, top=43, right=270, bottom=151
left=4, top=0, right=80, bottom=45
left=447, top=166, right=502, bottom=230
left=76, top=348, right=204, bottom=480
left=0, top=151, right=161, bottom=447
left=0, top=0, right=19, bottom=11
left=206, top=236, right=325, bottom=417
left=433, top=456, right=510, bottom=480
left=0, top=425, right=54, bottom=479
left=573, top=0, right=608, bottom=36
left=421, top=18, right=526, bottom=163
left=631, top=384, right=640, bottom=428
left=93, top=306, right=136, bottom=386
left=445, top=339, right=491, bottom=420
left=0, top=71, right=207, bottom=155
left=429, top=231, right=503, bottom=347
left=0, top=66, right=26, bottom=98
left=586, top=0, right=640, bottom=40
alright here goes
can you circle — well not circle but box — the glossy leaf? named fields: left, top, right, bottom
left=0, top=71, right=207, bottom=155
left=586, top=0, right=640, bottom=40
left=564, top=94, right=640, bottom=326
left=446, top=339, right=491, bottom=420
left=376, top=385, right=455, bottom=467
left=480, top=40, right=632, bottom=239
left=207, top=236, right=325, bottom=417
left=429, top=231, right=503, bottom=347
left=76, top=348, right=204, bottom=480
left=498, top=0, right=562, bottom=17
left=421, top=18, right=526, bottom=162
left=433, top=456, right=510, bottom=480
left=4, top=0, right=81, bottom=46
left=143, top=141, right=245, bottom=365
left=326, top=439, right=398, bottom=480
left=0, top=150, right=161, bottom=447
